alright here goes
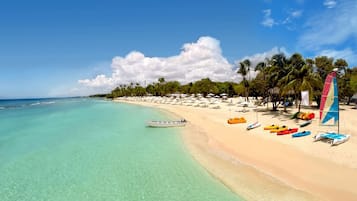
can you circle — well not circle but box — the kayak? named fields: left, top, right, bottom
left=264, top=124, right=279, bottom=130
left=300, top=120, right=312, bottom=127
left=297, top=112, right=315, bottom=120
left=270, top=125, right=288, bottom=133
left=228, top=117, right=246, bottom=124
left=277, top=128, right=298, bottom=135
left=292, top=131, right=311, bottom=138
left=247, top=122, right=261, bottom=130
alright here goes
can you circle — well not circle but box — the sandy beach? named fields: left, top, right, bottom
left=115, top=97, right=357, bottom=201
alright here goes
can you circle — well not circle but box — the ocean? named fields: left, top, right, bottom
left=0, top=98, right=243, bottom=201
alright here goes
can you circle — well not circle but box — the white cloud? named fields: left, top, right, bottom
left=261, top=9, right=276, bottom=27
left=262, top=9, right=303, bottom=30
left=78, top=36, right=238, bottom=90
left=282, top=9, right=303, bottom=26
left=324, top=0, right=337, bottom=8
left=299, top=0, right=357, bottom=50
left=78, top=74, right=114, bottom=87
left=290, top=10, right=303, bottom=18
left=317, top=48, right=357, bottom=66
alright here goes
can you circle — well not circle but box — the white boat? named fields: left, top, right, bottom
left=314, top=132, right=350, bottom=145
left=146, top=119, right=187, bottom=128
left=247, top=122, right=261, bottom=130
left=313, top=69, right=350, bottom=146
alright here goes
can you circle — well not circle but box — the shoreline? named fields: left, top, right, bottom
left=114, top=97, right=357, bottom=201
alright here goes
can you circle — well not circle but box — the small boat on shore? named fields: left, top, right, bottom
left=264, top=124, right=279, bottom=130
left=146, top=119, right=187, bottom=128
left=227, top=117, right=246, bottom=124
left=314, top=132, right=350, bottom=145
left=313, top=69, right=351, bottom=146
left=277, top=128, right=298, bottom=135
left=299, top=120, right=312, bottom=127
left=247, top=122, right=261, bottom=130
left=270, top=125, right=288, bottom=133
left=292, top=131, right=311, bottom=138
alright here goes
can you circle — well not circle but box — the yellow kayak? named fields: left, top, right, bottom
left=270, top=126, right=288, bottom=133
left=264, top=124, right=279, bottom=130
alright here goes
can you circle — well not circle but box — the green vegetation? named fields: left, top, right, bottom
left=95, top=53, right=357, bottom=109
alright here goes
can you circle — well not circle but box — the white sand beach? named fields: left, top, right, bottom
left=114, top=97, right=357, bottom=201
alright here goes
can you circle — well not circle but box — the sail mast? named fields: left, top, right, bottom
left=334, top=68, right=340, bottom=134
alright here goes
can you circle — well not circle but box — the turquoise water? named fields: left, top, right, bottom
left=0, top=98, right=242, bottom=201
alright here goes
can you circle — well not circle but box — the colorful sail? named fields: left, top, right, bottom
left=319, top=71, right=339, bottom=125
left=314, top=70, right=350, bottom=145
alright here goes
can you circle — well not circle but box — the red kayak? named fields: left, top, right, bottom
left=277, top=128, right=298, bottom=135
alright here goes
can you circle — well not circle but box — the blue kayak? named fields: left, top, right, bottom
left=292, top=131, right=311, bottom=138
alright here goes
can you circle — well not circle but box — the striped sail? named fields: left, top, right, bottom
left=319, top=71, right=339, bottom=126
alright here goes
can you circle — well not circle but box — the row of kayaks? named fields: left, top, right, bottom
left=228, top=120, right=349, bottom=144
left=228, top=118, right=310, bottom=137
left=228, top=118, right=311, bottom=138
left=291, top=112, right=315, bottom=120
left=263, top=124, right=310, bottom=137
left=262, top=123, right=350, bottom=144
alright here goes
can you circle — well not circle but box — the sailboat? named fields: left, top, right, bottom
left=313, top=69, right=351, bottom=145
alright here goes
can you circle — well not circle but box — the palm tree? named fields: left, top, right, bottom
left=334, top=59, right=353, bottom=104
left=255, top=59, right=270, bottom=100
left=237, top=59, right=250, bottom=101
left=157, top=77, right=166, bottom=96
left=280, top=53, right=322, bottom=112
left=243, top=59, right=251, bottom=80
left=265, top=53, right=288, bottom=111
left=315, top=56, right=334, bottom=82
left=255, top=61, right=267, bottom=73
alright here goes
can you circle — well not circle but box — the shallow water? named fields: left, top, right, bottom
left=0, top=98, right=243, bottom=201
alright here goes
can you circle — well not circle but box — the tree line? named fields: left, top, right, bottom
left=94, top=53, right=357, bottom=110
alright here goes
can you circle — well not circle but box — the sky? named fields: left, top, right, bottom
left=1, top=0, right=357, bottom=98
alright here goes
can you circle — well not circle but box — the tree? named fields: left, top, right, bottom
left=254, top=59, right=270, bottom=103
left=158, top=77, right=165, bottom=83
left=180, top=82, right=193, bottom=95
left=315, top=56, right=334, bottom=81
left=243, top=59, right=251, bottom=80
left=265, top=53, right=288, bottom=111
left=191, top=78, right=218, bottom=96
left=156, top=77, right=166, bottom=96
left=280, top=53, right=322, bottom=112
left=164, top=81, right=181, bottom=94
left=237, top=59, right=250, bottom=100
left=250, top=75, right=266, bottom=98
left=350, top=68, right=357, bottom=101
left=334, top=59, right=353, bottom=104
left=146, top=84, right=156, bottom=96
left=233, top=83, right=245, bottom=96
